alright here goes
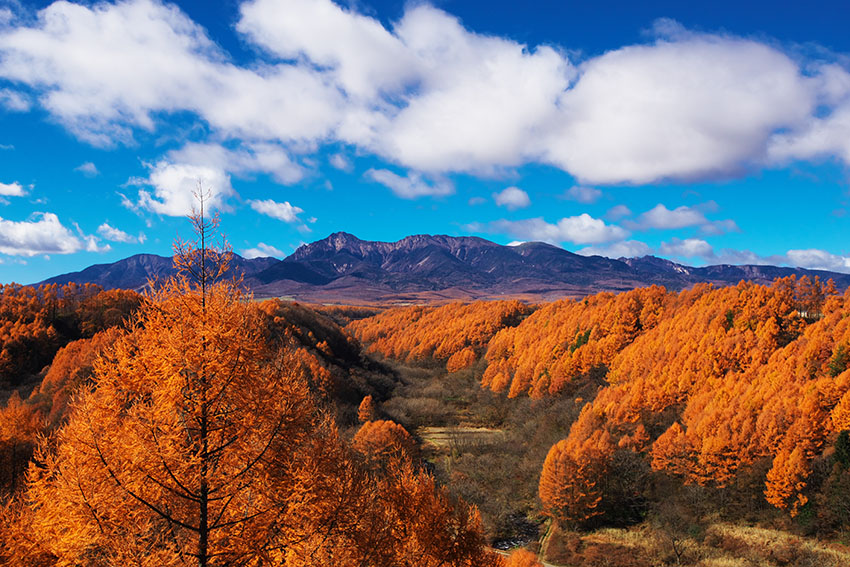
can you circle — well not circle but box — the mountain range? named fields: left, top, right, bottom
left=38, top=232, right=850, bottom=303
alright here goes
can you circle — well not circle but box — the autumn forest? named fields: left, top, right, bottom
left=3, top=214, right=850, bottom=566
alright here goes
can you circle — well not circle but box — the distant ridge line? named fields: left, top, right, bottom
left=35, top=232, right=850, bottom=303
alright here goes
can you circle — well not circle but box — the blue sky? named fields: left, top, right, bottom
left=1, top=0, right=850, bottom=284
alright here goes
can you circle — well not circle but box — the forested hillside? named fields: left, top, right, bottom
left=0, top=215, right=504, bottom=567
left=6, top=242, right=850, bottom=565
left=344, top=276, right=850, bottom=565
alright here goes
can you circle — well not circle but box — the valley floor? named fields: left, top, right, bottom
left=376, top=357, right=850, bottom=567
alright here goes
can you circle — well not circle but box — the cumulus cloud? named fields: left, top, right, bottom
left=0, top=0, right=345, bottom=147
left=75, top=161, right=99, bottom=177
left=138, top=160, right=234, bottom=217
left=626, top=203, right=738, bottom=234
left=659, top=237, right=715, bottom=259
left=606, top=204, right=632, bottom=220
left=0, top=1, right=848, bottom=187
left=329, top=153, right=352, bottom=171
left=712, top=248, right=776, bottom=266
left=493, top=186, right=530, bottom=210
left=649, top=243, right=850, bottom=273
left=0, top=87, right=29, bottom=111
left=563, top=185, right=602, bottom=204
left=541, top=36, right=816, bottom=184
left=577, top=240, right=652, bottom=258
left=629, top=204, right=707, bottom=230
left=0, top=181, right=25, bottom=196
left=248, top=199, right=304, bottom=223
left=768, top=64, right=850, bottom=165
left=786, top=248, right=850, bottom=272
left=472, top=213, right=628, bottom=245
left=700, top=219, right=740, bottom=235
left=130, top=142, right=302, bottom=216
left=97, top=222, right=144, bottom=244
left=242, top=242, right=284, bottom=259
left=365, top=168, right=453, bottom=199
left=0, top=8, right=14, bottom=26
left=0, top=212, right=83, bottom=256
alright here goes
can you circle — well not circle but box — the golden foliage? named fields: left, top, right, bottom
left=347, top=300, right=531, bottom=369
left=534, top=276, right=844, bottom=520
left=483, top=286, right=669, bottom=398
left=503, top=548, right=543, bottom=567
left=353, top=419, right=416, bottom=461
left=358, top=394, right=376, bottom=422
left=2, top=203, right=492, bottom=566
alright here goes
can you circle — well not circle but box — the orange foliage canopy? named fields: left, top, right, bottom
left=353, top=419, right=417, bottom=461
left=502, top=548, right=544, bottom=567
left=347, top=300, right=531, bottom=369
left=358, top=394, right=376, bottom=422
left=483, top=286, right=669, bottom=398
left=534, top=276, right=843, bottom=521
left=0, top=283, right=140, bottom=389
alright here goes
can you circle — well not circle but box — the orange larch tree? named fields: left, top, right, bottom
left=23, top=203, right=334, bottom=566
left=358, top=394, right=376, bottom=422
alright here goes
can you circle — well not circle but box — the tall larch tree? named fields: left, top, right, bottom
left=21, top=195, right=338, bottom=566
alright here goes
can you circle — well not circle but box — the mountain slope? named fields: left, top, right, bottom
left=36, top=233, right=850, bottom=302
left=40, top=254, right=278, bottom=291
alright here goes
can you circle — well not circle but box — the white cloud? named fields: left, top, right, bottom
left=365, top=168, right=453, bottom=199
left=768, top=101, right=850, bottom=166
left=0, top=212, right=83, bottom=256
left=468, top=196, right=486, bottom=206
left=563, top=185, right=602, bottom=204
left=630, top=204, right=707, bottom=230
left=362, top=6, right=573, bottom=175
left=248, top=199, right=304, bottom=223
left=786, top=249, right=850, bottom=272
left=0, top=8, right=14, bottom=26
left=1, top=1, right=849, bottom=187
left=493, top=186, right=530, bottom=210
left=75, top=161, right=99, bottom=177
left=138, top=160, right=234, bottom=217
left=475, top=213, right=628, bottom=245
left=577, top=240, right=652, bottom=258
left=541, top=36, right=816, bottom=184
left=97, top=222, right=143, bottom=244
left=659, top=237, right=715, bottom=259
left=606, top=204, right=632, bottom=220
left=238, top=0, right=416, bottom=100
left=329, top=153, right=352, bottom=171
left=166, top=142, right=303, bottom=185
left=0, top=181, right=25, bottom=196
left=712, top=248, right=774, bottom=266
left=767, top=64, right=850, bottom=165
left=626, top=203, right=739, bottom=235
left=700, top=219, right=740, bottom=235
left=242, top=242, right=284, bottom=259
left=132, top=142, right=302, bottom=216
left=84, top=235, right=110, bottom=253
left=0, top=87, right=29, bottom=111
left=0, top=0, right=345, bottom=146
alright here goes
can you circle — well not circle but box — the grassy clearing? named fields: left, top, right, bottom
left=542, top=522, right=850, bottom=567
left=418, top=426, right=506, bottom=449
